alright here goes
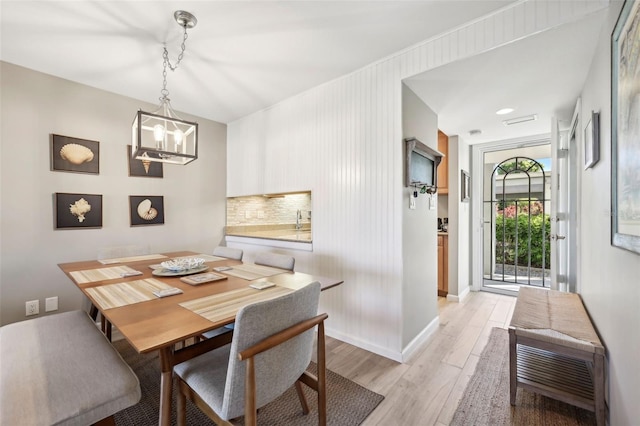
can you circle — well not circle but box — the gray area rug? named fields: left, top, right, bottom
left=113, top=339, right=384, bottom=425
left=451, top=327, right=596, bottom=425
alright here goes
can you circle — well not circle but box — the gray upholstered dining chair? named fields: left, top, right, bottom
left=174, top=281, right=327, bottom=426
left=254, top=251, right=295, bottom=271
left=213, top=246, right=244, bottom=261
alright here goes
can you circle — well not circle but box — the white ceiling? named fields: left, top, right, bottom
left=0, top=1, right=607, bottom=144
left=404, top=8, right=607, bottom=144
left=0, top=0, right=511, bottom=124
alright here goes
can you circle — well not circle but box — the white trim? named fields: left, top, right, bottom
left=471, top=133, right=552, bottom=292
left=401, top=315, right=440, bottom=362
left=447, top=286, right=471, bottom=303
left=325, top=327, right=404, bottom=362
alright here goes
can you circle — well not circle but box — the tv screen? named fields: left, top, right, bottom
left=410, top=150, right=434, bottom=186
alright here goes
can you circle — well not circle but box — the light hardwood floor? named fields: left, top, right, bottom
left=322, top=290, right=517, bottom=426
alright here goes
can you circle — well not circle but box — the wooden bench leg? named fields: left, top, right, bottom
left=594, top=352, right=606, bottom=426
left=509, top=328, right=517, bottom=405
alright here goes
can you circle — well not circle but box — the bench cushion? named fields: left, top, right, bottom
left=510, top=287, right=604, bottom=353
left=0, top=310, right=141, bottom=426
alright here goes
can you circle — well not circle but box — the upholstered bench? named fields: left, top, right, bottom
left=509, top=287, right=605, bottom=425
left=0, top=310, right=141, bottom=425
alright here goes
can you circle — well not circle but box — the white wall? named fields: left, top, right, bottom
left=578, top=1, right=640, bottom=423
left=0, top=62, right=227, bottom=325
left=226, top=1, right=607, bottom=360
left=447, top=135, right=471, bottom=300
left=401, top=84, right=439, bottom=349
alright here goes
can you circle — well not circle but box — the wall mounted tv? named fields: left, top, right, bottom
left=405, top=137, right=443, bottom=192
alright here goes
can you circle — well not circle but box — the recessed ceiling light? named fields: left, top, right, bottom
left=469, top=129, right=482, bottom=136
left=496, top=108, right=515, bottom=115
left=503, top=114, right=538, bottom=126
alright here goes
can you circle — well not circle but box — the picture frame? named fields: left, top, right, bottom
left=584, top=111, right=600, bottom=169
left=611, top=0, right=640, bottom=255
left=461, top=170, right=470, bottom=202
left=55, top=193, right=103, bottom=229
left=51, top=134, right=100, bottom=174
left=129, top=195, right=165, bottom=226
left=127, top=145, right=163, bottom=178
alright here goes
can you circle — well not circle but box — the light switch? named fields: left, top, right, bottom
left=45, top=296, right=58, bottom=312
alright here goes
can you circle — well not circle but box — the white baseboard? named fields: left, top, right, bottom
left=325, top=327, right=404, bottom=362
left=326, top=315, right=440, bottom=364
left=401, top=315, right=439, bottom=362
left=447, top=286, right=470, bottom=303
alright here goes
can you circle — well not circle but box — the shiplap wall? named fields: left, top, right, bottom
left=227, top=0, right=609, bottom=360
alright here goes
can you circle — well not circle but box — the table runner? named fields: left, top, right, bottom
left=180, top=286, right=293, bottom=324
left=220, top=263, right=288, bottom=280
left=98, top=254, right=168, bottom=265
left=85, top=278, right=172, bottom=310
left=70, top=265, right=143, bottom=284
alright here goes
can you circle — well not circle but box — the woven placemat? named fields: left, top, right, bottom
left=220, top=263, right=288, bottom=280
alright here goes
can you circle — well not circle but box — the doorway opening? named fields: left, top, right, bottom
left=481, top=148, right=552, bottom=295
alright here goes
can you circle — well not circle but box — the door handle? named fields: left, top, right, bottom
left=550, top=235, right=566, bottom=241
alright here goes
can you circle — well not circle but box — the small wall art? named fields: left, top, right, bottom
left=129, top=195, right=165, bottom=226
left=461, top=170, right=470, bottom=202
left=55, top=193, right=103, bottom=229
left=51, top=134, right=100, bottom=174
left=127, top=145, right=163, bottom=178
left=584, top=111, right=600, bottom=169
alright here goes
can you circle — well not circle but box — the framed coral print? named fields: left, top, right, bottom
left=55, top=193, right=103, bottom=229
left=51, top=134, right=100, bottom=174
left=584, top=111, right=600, bottom=169
left=127, top=145, right=163, bottom=178
left=129, top=195, right=164, bottom=226
left=612, top=0, right=640, bottom=254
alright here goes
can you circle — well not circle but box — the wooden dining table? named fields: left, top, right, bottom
left=58, top=250, right=342, bottom=426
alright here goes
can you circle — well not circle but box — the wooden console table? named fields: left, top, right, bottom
left=509, top=287, right=605, bottom=425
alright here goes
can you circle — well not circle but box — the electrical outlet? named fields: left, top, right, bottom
left=45, top=296, right=58, bottom=312
left=26, top=300, right=39, bottom=316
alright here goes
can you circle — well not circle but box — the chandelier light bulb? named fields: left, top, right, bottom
left=174, top=129, right=184, bottom=148
left=153, top=124, right=166, bottom=149
left=153, top=124, right=165, bottom=141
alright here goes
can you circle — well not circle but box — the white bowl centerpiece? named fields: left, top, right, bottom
left=160, top=257, right=205, bottom=272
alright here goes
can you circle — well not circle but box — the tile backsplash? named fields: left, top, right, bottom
left=226, top=192, right=311, bottom=226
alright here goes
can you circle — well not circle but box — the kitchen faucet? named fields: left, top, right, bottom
left=296, top=209, right=302, bottom=230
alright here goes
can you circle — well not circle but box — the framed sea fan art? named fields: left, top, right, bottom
left=127, top=145, right=163, bottom=178
left=55, top=193, right=103, bottom=229
left=51, top=134, right=100, bottom=174
left=129, top=195, right=165, bottom=226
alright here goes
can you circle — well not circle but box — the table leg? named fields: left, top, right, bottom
left=158, top=346, right=174, bottom=426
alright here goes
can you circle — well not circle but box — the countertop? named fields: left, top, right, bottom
left=225, top=224, right=312, bottom=243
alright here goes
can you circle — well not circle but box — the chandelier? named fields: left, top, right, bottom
left=132, top=11, right=198, bottom=165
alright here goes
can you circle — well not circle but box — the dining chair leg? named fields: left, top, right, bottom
left=317, top=322, right=327, bottom=426
left=176, top=379, right=187, bottom=426
left=244, top=357, right=258, bottom=426
left=294, top=381, right=310, bottom=414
